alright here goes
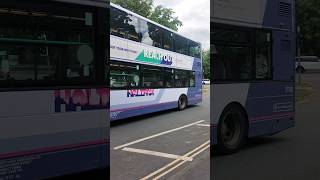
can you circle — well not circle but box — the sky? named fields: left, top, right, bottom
left=153, top=0, right=210, bottom=50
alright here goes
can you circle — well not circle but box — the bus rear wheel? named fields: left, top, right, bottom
left=216, top=105, right=248, bottom=154
left=178, top=95, right=188, bottom=110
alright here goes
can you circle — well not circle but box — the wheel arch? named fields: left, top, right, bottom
left=179, top=93, right=188, bottom=103
left=218, top=102, right=249, bottom=131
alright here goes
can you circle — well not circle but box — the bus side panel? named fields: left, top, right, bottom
left=0, top=143, right=108, bottom=180
left=263, top=0, right=293, bottom=31
left=246, top=82, right=294, bottom=137
left=272, top=30, right=295, bottom=81
left=187, top=57, right=203, bottom=105
left=0, top=89, right=109, bottom=179
left=111, top=88, right=188, bottom=121
left=111, top=100, right=178, bottom=120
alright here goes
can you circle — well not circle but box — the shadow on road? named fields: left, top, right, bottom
left=111, top=105, right=200, bottom=127
left=211, top=136, right=289, bottom=158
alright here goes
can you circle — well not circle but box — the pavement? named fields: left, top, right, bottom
left=110, top=85, right=210, bottom=180
left=211, top=73, right=320, bottom=180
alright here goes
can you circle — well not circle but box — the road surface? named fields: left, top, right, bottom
left=110, top=86, right=210, bottom=180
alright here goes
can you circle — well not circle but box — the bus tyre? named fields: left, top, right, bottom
left=178, top=95, right=188, bottom=110
left=216, top=105, right=248, bottom=155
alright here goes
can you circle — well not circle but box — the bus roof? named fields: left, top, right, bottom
left=53, top=0, right=108, bottom=7
left=110, top=2, right=201, bottom=45
left=211, top=0, right=294, bottom=31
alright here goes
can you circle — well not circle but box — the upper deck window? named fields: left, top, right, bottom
left=0, top=4, right=99, bottom=87
left=110, top=6, right=201, bottom=58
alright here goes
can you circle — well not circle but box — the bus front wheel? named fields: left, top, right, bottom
left=178, top=95, right=188, bottom=110
left=216, top=105, right=248, bottom=154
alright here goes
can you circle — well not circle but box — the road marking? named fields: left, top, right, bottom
left=113, top=120, right=205, bottom=150
left=122, top=147, right=193, bottom=161
left=196, top=124, right=210, bottom=127
left=140, top=141, right=210, bottom=180
left=153, top=144, right=210, bottom=180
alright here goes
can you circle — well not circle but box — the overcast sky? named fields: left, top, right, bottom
left=153, top=0, right=210, bottom=50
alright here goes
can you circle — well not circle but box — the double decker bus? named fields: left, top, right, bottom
left=0, top=0, right=109, bottom=179
left=211, top=0, right=296, bottom=154
left=109, top=3, right=203, bottom=121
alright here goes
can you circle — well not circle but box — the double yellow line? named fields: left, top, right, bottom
left=140, top=141, right=210, bottom=180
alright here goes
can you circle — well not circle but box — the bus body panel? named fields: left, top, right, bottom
left=0, top=144, right=108, bottom=179
left=110, top=35, right=195, bottom=71
left=0, top=89, right=109, bottom=179
left=272, top=30, right=296, bottom=81
left=111, top=86, right=202, bottom=121
left=212, top=0, right=293, bottom=30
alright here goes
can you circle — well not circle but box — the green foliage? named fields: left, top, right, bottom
left=297, top=0, right=320, bottom=56
left=111, top=0, right=182, bottom=31
left=149, top=5, right=182, bottom=31
left=111, top=0, right=153, bottom=17
left=202, top=49, right=210, bottom=79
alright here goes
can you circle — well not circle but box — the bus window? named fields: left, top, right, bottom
left=147, top=23, right=162, bottom=48
left=174, top=35, right=189, bottom=56
left=110, top=63, right=140, bottom=88
left=256, top=47, right=271, bottom=79
left=0, top=7, right=96, bottom=84
left=139, top=19, right=162, bottom=48
left=111, top=7, right=127, bottom=38
left=163, top=30, right=173, bottom=51
left=256, top=31, right=272, bottom=79
left=164, top=68, right=174, bottom=88
left=142, top=65, right=163, bottom=88
left=175, top=70, right=189, bottom=87
left=126, top=14, right=141, bottom=42
left=110, top=7, right=140, bottom=42
left=190, top=71, right=196, bottom=87
left=189, top=41, right=201, bottom=58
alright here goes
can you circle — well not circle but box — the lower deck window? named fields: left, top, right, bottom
left=212, top=25, right=272, bottom=81
left=110, top=63, right=140, bottom=88
left=110, top=61, right=197, bottom=89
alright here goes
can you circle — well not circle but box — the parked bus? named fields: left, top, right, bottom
left=0, top=0, right=109, bottom=179
left=211, top=0, right=296, bottom=154
left=110, top=3, right=203, bottom=121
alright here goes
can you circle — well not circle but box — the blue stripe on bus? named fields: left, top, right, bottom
left=111, top=97, right=202, bottom=121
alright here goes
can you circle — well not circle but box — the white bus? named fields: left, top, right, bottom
left=109, top=3, right=203, bottom=121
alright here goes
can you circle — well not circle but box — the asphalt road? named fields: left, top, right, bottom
left=212, top=73, right=320, bottom=180
left=110, top=86, right=210, bottom=180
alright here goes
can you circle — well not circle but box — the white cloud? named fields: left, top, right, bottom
left=153, top=0, right=210, bottom=50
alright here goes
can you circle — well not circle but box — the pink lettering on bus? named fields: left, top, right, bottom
left=55, top=88, right=109, bottom=112
left=127, top=89, right=155, bottom=97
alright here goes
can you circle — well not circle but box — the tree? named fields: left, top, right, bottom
left=149, top=5, right=182, bottom=31
left=111, top=0, right=182, bottom=31
left=202, top=49, right=210, bottom=79
left=111, top=0, right=153, bottom=17
left=297, top=0, right=320, bottom=56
